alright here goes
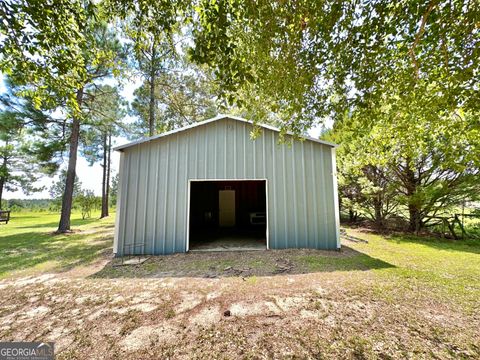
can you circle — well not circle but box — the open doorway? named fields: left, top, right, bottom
left=188, top=180, right=267, bottom=251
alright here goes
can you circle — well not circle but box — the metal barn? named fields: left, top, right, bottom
left=113, top=115, right=340, bottom=256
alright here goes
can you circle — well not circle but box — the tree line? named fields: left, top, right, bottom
left=0, top=0, right=478, bottom=234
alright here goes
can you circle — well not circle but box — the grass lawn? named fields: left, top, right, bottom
left=0, top=212, right=479, bottom=359
left=0, top=211, right=114, bottom=279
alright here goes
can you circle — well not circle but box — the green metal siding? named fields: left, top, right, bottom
left=115, top=117, right=339, bottom=255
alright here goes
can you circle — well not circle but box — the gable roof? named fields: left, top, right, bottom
left=114, top=114, right=337, bottom=151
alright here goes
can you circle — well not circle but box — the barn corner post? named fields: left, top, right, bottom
left=331, top=146, right=341, bottom=249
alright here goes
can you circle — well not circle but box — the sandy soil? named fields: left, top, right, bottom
left=1, top=245, right=479, bottom=360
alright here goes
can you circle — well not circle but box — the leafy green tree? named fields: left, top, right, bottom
left=0, top=0, right=96, bottom=107
left=328, top=107, right=480, bottom=232
left=326, top=117, right=399, bottom=226
left=2, top=3, right=128, bottom=230
left=189, top=0, right=479, bottom=133
left=76, top=189, right=97, bottom=219
left=5, top=1, right=478, bottom=134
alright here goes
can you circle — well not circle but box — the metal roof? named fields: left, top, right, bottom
left=114, top=114, right=337, bottom=151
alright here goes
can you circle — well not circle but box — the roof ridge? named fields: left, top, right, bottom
left=114, top=115, right=337, bottom=151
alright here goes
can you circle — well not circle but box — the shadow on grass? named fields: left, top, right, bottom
left=2, top=215, right=38, bottom=221
left=344, top=224, right=480, bottom=255
left=0, top=230, right=113, bottom=278
left=14, top=217, right=100, bottom=229
left=90, top=245, right=395, bottom=279
left=385, top=233, right=480, bottom=255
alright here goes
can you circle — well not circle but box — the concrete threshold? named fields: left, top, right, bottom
left=189, top=247, right=267, bottom=252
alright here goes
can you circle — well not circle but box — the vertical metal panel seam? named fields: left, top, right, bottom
left=301, top=143, right=309, bottom=247
left=262, top=131, right=266, bottom=178
left=133, top=151, right=141, bottom=253
left=183, top=134, right=190, bottom=251
left=319, top=146, right=328, bottom=244
left=142, top=146, right=151, bottom=255
left=214, top=122, right=218, bottom=176
left=204, top=126, right=208, bottom=177
left=310, top=142, right=319, bottom=246
left=162, top=141, right=170, bottom=254
left=195, top=128, right=199, bottom=177
left=253, top=128, right=256, bottom=178
left=292, top=141, right=298, bottom=247
left=152, top=144, right=159, bottom=254
left=243, top=123, right=247, bottom=175
left=113, top=152, right=123, bottom=254
left=265, top=179, right=269, bottom=249
left=331, top=147, right=341, bottom=248
left=282, top=144, right=288, bottom=245
left=224, top=121, right=227, bottom=178
left=173, top=135, right=179, bottom=251
left=186, top=180, right=191, bottom=251
left=233, top=120, right=237, bottom=178
left=271, top=132, right=277, bottom=248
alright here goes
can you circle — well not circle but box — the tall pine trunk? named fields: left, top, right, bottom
left=148, top=43, right=156, bottom=136
left=57, top=88, right=83, bottom=233
left=106, top=134, right=111, bottom=216
left=0, top=145, right=7, bottom=210
left=404, top=165, right=421, bottom=233
left=100, top=132, right=108, bottom=218
left=0, top=177, right=4, bottom=210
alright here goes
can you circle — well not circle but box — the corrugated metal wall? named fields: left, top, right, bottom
left=114, top=117, right=339, bottom=255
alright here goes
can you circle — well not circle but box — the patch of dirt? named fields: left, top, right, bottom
left=272, top=295, right=309, bottom=311
left=229, top=301, right=273, bottom=317
left=119, top=323, right=179, bottom=351
left=176, top=292, right=204, bottom=313
left=189, top=305, right=221, bottom=327
left=24, top=305, right=50, bottom=318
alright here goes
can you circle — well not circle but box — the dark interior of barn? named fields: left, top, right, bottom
left=189, top=180, right=267, bottom=251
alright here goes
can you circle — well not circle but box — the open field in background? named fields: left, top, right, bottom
left=0, top=212, right=479, bottom=359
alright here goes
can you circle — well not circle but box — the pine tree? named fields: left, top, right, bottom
left=82, top=85, right=126, bottom=218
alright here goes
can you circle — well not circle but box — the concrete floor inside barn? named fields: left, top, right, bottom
left=189, top=233, right=267, bottom=251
